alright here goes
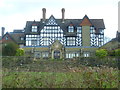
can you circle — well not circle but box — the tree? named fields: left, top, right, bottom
left=115, top=49, right=120, bottom=56
left=15, top=48, right=24, bottom=56
left=2, top=42, right=19, bottom=56
left=96, top=49, right=108, bottom=58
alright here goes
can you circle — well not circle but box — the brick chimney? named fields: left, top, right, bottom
left=1, top=27, right=5, bottom=37
left=42, top=8, right=46, bottom=23
left=61, top=8, right=65, bottom=23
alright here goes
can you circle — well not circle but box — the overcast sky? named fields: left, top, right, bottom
left=0, top=0, right=119, bottom=38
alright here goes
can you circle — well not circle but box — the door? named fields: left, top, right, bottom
left=54, top=50, right=60, bottom=59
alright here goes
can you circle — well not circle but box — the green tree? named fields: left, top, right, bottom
left=15, top=48, right=24, bottom=56
left=115, top=49, right=120, bottom=56
left=96, top=49, right=108, bottom=58
left=2, top=42, right=19, bottom=56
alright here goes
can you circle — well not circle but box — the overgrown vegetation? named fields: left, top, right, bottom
left=15, top=48, right=24, bottom=56
left=96, top=49, right=108, bottom=58
left=2, top=67, right=118, bottom=88
left=2, top=56, right=119, bottom=88
left=115, top=49, right=120, bottom=56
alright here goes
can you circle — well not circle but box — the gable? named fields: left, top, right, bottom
left=51, top=40, right=63, bottom=50
left=80, top=15, right=92, bottom=26
left=46, top=15, right=58, bottom=25
left=2, top=33, right=16, bottom=43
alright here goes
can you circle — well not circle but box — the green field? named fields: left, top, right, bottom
left=2, top=61, right=119, bottom=88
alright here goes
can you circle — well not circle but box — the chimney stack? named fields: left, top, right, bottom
left=61, top=8, right=65, bottom=23
left=42, top=8, right=46, bottom=23
left=1, top=27, right=5, bottom=37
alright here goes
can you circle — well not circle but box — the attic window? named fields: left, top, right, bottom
left=99, top=29, right=104, bottom=34
left=68, top=26, right=74, bottom=32
left=32, top=26, right=37, bottom=32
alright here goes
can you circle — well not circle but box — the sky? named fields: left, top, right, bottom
left=0, top=0, right=119, bottom=38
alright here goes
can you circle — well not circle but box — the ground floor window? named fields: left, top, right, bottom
left=34, top=52, right=41, bottom=58
left=42, top=52, right=49, bottom=58
left=83, top=52, right=90, bottom=57
left=66, top=52, right=79, bottom=58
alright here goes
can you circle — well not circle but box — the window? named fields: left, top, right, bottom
left=32, top=26, right=37, bottom=32
left=26, top=35, right=40, bottom=46
left=20, top=37, right=24, bottom=40
left=77, top=27, right=82, bottom=33
left=67, top=37, right=75, bottom=46
left=66, top=52, right=79, bottom=58
left=68, top=26, right=74, bottom=32
left=42, top=52, right=49, bottom=58
left=99, top=29, right=104, bottom=34
left=31, top=40, right=37, bottom=46
left=84, top=52, right=90, bottom=57
left=40, top=26, right=64, bottom=46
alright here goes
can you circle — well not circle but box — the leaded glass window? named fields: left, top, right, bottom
left=26, top=35, right=40, bottom=46
left=67, top=37, right=75, bottom=46
left=68, top=26, right=74, bottom=32
left=32, top=26, right=37, bottom=32
left=40, top=25, right=64, bottom=46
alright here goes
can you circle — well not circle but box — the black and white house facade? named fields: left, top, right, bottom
left=2, top=8, right=105, bottom=59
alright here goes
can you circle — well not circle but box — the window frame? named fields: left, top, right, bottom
left=31, top=25, right=37, bottom=32
left=68, top=26, right=74, bottom=32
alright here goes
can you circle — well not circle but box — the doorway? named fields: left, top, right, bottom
left=54, top=50, right=60, bottom=59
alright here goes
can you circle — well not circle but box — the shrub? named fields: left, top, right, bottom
left=15, top=48, right=24, bottom=56
left=2, top=42, right=19, bottom=56
left=115, top=49, right=120, bottom=56
left=96, top=49, right=108, bottom=58
left=108, top=50, right=115, bottom=56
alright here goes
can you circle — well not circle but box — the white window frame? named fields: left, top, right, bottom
left=68, top=26, right=74, bottom=32
left=32, top=26, right=37, bottom=32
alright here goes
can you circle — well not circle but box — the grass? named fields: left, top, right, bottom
left=2, top=63, right=119, bottom=88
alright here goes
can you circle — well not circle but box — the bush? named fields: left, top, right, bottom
left=2, top=42, right=19, bottom=56
left=115, top=49, right=120, bottom=56
left=15, top=48, right=24, bottom=56
left=95, top=49, right=108, bottom=58
left=108, top=50, right=115, bottom=56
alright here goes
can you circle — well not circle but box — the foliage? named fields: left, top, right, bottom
left=2, top=42, right=19, bottom=56
left=2, top=56, right=118, bottom=88
left=115, top=49, right=120, bottom=56
left=15, top=48, right=24, bottom=56
left=108, top=50, right=115, bottom=56
left=95, top=49, right=108, bottom=58
left=2, top=65, right=118, bottom=88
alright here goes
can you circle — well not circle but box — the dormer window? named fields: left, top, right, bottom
left=32, top=26, right=37, bottom=32
left=99, top=29, right=104, bottom=34
left=68, top=26, right=74, bottom=32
